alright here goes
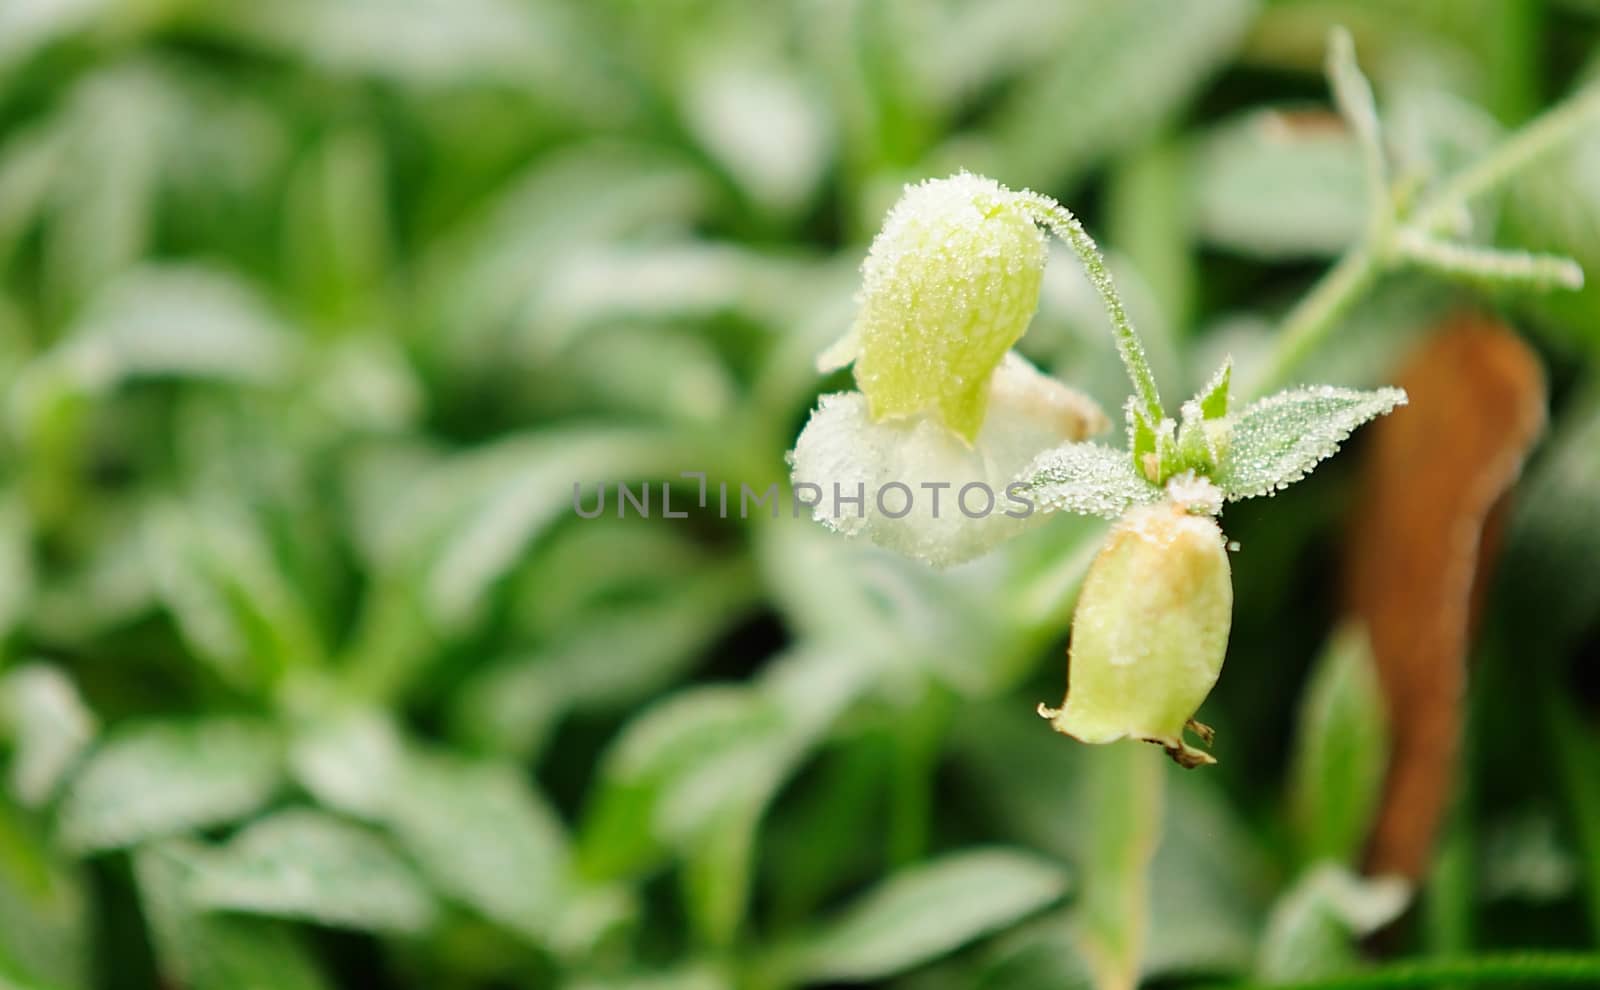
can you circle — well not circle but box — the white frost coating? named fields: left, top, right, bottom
left=1214, top=385, right=1408, bottom=501
left=1019, top=442, right=1162, bottom=520
left=817, top=172, right=1048, bottom=440
left=789, top=352, right=1106, bottom=567
left=1165, top=471, right=1224, bottom=516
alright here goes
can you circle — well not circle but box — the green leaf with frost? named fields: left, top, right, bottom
left=977, top=0, right=1256, bottom=192
left=188, top=809, right=437, bottom=934
left=1213, top=386, right=1407, bottom=501
left=1196, top=357, right=1233, bottom=419
left=579, top=687, right=783, bottom=881
left=134, top=841, right=329, bottom=990
left=0, top=665, right=95, bottom=808
left=1018, top=443, right=1161, bottom=519
left=56, top=718, right=281, bottom=853
left=786, top=848, right=1069, bottom=983
left=1257, top=865, right=1409, bottom=983
left=1191, top=111, right=1364, bottom=259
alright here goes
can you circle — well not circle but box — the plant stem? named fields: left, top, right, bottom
left=1252, top=78, right=1600, bottom=398
left=1200, top=953, right=1600, bottom=990
left=1250, top=247, right=1381, bottom=396
left=1022, top=193, right=1166, bottom=423
left=1410, top=82, right=1600, bottom=234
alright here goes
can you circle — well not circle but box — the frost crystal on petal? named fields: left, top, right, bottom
left=1017, top=442, right=1162, bottom=520
left=1213, top=385, right=1408, bottom=501
left=788, top=353, right=1105, bottom=567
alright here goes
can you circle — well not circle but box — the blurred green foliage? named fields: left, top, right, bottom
left=0, top=1, right=1599, bottom=988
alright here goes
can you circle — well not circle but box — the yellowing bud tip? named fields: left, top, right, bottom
left=1039, top=500, right=1233, bottom=768
left=825, top=172, right=1048, bottom=443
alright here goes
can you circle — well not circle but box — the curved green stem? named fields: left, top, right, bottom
left=1252, top=60, right=1600, bottom=399
left=1250, top=247, right=1381, bottom=397
left=1021, top=192, right=1165, bottom=423
left=1410, top=82, right=1600, bottom=235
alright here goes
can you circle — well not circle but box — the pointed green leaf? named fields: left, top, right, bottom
left=133, top=841, right=329, bottom=990
left=187, top=809, right=436, bottom=935
left=1197, top=357, right=1233, bottom=419
left=0, top=665, right=96, bottom=809
left=787, top=849, right=1069, bottom=983
left=1214, top=386, right=1407, bottom=501
left=1288, top=624, right=1390, bottom=867
left=1018, top=442, right=1162, bottom=520
left=1257, top=865, right=1409, bottom=983
left=381, top=751, right=622, bottom=955
left=1177, top=400, right=1222, bottom=473
left=56, top=718, right=281, bottom=853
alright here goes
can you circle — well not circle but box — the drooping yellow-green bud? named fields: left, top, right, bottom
left=822, top=173, right=1047, bottom=443
left=1038, top=494, right=1233, bottom=767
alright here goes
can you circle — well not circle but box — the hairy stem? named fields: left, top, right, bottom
left=1252, top=51, right=1600, bottom=397
left=1410, top=81, right=1600, bottom=234
left=1021, top=192, right=1165, bottom=423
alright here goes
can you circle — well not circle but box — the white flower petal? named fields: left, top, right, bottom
left=788, top=353, right=1106, bottom=568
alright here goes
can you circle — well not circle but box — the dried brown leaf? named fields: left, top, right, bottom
left=1342, top=315, right=1546, bottom=880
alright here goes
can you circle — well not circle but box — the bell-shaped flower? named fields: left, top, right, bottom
left=789, top=173, right=1106, bottom=567
left=790, top=352, right=1106, bottom=567
left=1037, top=476, right=1232, bottom=767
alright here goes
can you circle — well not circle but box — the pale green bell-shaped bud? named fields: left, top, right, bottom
left=1038, top=486, right=1233, bottom=767
left=820, top=173, right=1047, bottom=443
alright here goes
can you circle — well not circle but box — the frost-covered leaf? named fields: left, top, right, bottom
left=288, top=709, right=406, bottom=823
left=1197, top=357, right=1233, bottom=420
left=0, top=665, right=96, bottom=808
left=454, top=561, right=757, bottom=758
left=192, top=0, right=622, bottom=115
left=1214, top=386, right=1408, bottom=500
left=1017, top=443, right=1161, bottom=519
left=679, top=57, right=829, bottom=215
left=56, top=718, right=281, bottom=853
left=1257, top=865, right=1409, bottom=983
left=146, top=498, right=326, bottom=691
left=787, top=848, right=1068, bottom=983
left=1192, top=110, right=1364, bottom=258
left=1289, top=624, right=1390, bottom=867
left=381, top=751, right=606, bottom=951
left=580, top=686, right=783, bottom=880
left=134, top=841, right=329, bottom=990
left=188, top=809, right=436, bottom=934
left=365, top=428, right=695, bottom=635
left=1394, top=231, right=1585, bottom=292
left=289, top=710, right=613, bottom=952
left=55, top=266, right=299, bottom=390
left=975, top=0, right=1256, bottom=192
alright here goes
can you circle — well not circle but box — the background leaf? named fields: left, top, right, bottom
left=1287, top=623, right=1390, bottom=867
left=187, top=809, right=437, bottom=935
left=786, top=848, right=1069, bottom=983
left=56, top=718, right=281, bottom=854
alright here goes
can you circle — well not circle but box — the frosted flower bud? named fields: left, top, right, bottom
left=819, top=173, right=1047, bottom=443
left=1038, top=497, right=1232, bottom=767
